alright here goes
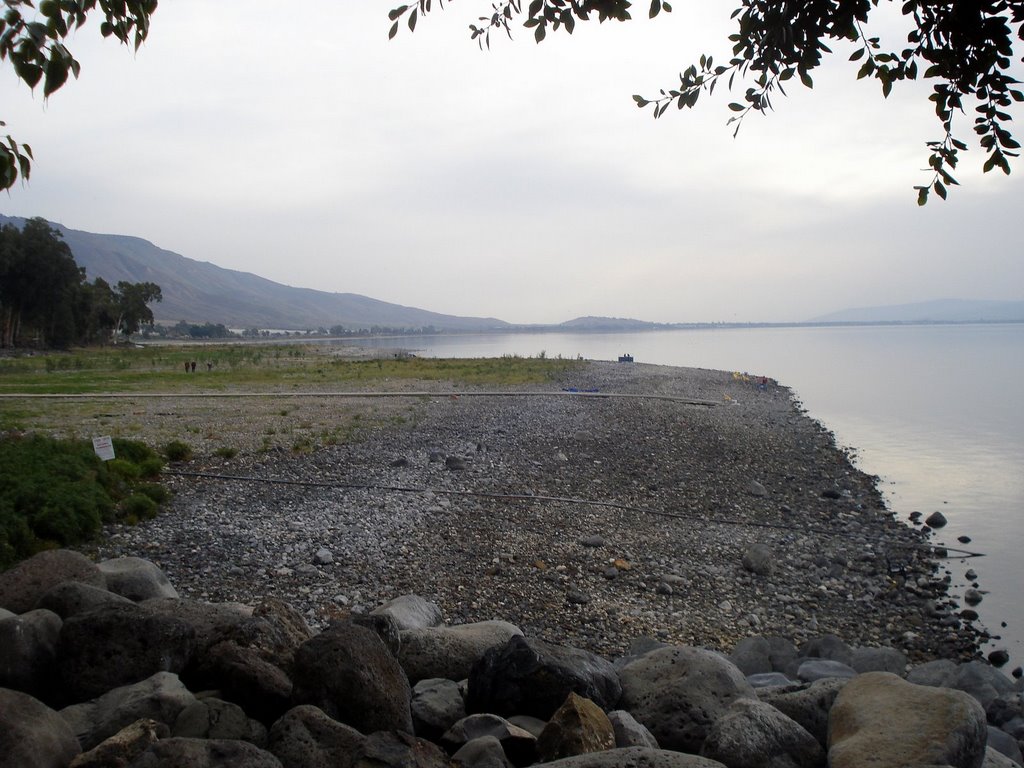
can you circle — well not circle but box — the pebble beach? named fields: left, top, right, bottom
left=77, top=360, right=986, bottom=663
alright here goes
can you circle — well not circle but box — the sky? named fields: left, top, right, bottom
left=2, top=2, right=1022, bottom=325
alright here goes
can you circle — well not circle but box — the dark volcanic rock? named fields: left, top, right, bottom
left=468, top=635, right=622, bottom=720
left=0, top=549, right=105, bottom=614
left=617, top=646, right=755, bottom=754
left=56, top=603, right=196, bottom=704
left=0, top=687, right=81, bottom=768
left=291, top=622, right=413, bottom=734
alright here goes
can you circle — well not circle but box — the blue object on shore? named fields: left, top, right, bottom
left=618, top=354, right=634, bottom=363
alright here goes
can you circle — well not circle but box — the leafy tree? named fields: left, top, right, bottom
left=390, top=0, right=1023, bottom=201
left=112, top=280, right=161, bottom=339
left=0, top=217, right=81, bottom=347
left=1, top=0, right=158, bottom=189
left=0, top=218, right=162, bottom=347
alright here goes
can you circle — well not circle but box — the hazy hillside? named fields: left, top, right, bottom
left=0, top=215, right=510, bottom=332
left=810, top=299, right=1024, bottom=324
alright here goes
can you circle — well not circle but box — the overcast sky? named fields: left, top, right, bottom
left=2, top=2, right=1022, bottom=324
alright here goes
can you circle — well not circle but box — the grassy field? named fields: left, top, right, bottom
left=0, top=344, right=582, bottom=394
left=0, top=344, right=584, bottom=457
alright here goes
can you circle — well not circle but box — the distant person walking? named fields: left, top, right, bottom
left=190, top=361, right=197, bottom=373
left=184, top=360, right=190, bottom=373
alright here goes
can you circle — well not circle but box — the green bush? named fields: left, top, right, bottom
left=138, top=457, right=164, bottom=479
left=214, top=446, right=238, bottom=460
left=137, top=483, right=171, bottom=505
left=120, top=493, right=158, bottom=523
left=0, top=434, right=172, bottom=571
left=163, top=440, right=193, bottom=462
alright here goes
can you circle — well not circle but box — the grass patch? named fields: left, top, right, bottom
left=163, top=440, right=193, bottom=462
left=0, top=434, right=169, bottom=571
left=0, top=345, right=583, bottom=394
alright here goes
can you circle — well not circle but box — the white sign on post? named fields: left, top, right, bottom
left=92, top=436, right=115, bottom=462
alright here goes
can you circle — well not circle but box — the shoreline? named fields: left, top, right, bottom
left=77, top=360, right=986, bottom=663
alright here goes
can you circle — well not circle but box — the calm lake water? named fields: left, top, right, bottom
left=347, top=324, right=1024, bottom=667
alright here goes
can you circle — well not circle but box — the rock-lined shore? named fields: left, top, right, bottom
left=84, top=361, right=983, bottom=659
left=3, top=360, right=1019, bottom=767
left=1, top=551, right=1022, bottom=767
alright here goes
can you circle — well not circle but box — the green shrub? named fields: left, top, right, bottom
left=0, top=434, right=172, bottom=570
left=137, top=483, right=171, bottom=505
left=120, top=493, right=158, bottom=522
left=164, top=440, right=193, bottom=462
left=107, top=459, right=142, bottom=481
left=138, top=457, right=163, bottom=479
left=214, top=446, right=238, bottom=459
left=112, top=439, right=160, bottom=465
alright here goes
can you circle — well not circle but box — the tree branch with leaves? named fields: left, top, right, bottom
left=389, top=0, right=1023, bottom=202
left=1, top=0, right=157, bottom=190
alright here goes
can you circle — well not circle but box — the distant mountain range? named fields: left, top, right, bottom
left=2, top=215, right=1021, bottom=330
left=0, top=215, right=510, bottom=332
left=810, top=299, right=1024, bottom=324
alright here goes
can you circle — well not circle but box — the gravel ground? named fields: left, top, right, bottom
left=83, top=361, right=985, bottom=661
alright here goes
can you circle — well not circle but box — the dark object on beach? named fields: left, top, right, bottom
left=964, top=588, right=984, bottom=606
left=909, top=511, right=923, bottom=521
left=618, top=354, right=634, bottom=363
left=957, top=535, right=972, bottom=544
left=1012, top=667, right=1023, bottom=679
left=821, top=489, right=842, bottom=500
left=925, top=511, right=948, bottom=528
left=960, top=609, right=979, bottom=621
left=988, top=649, right=1010, bottom=667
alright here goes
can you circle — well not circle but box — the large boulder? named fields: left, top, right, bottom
left=700, top=698, right=824, bottom=768
left=97, top=557, right=179, bottom=601
left=412, top=677, right=467, bottom=741
left=828, top=671, right=987, bottom=768
left=141, top=597, right=253, bottom=655
left=400, top=620, right=522, bottom=683
left=199, top=597, right=312, bottom=674
left=849, top=646, right=907, bottom=676
left=268, top=705, right=366, bottom=768
left=730, top=637, right=773, bottom=676
left=0, top=607, right=62, bottom=699
left=533, top=747, right=727, bottom=767
left=617, top=646, right=756, bottom=754
left=372, top=594, right=444, bottom=631
left=729, top=636, right=799, bottom=678
left=56, top=602, right=196, bottom=703
left=120, top=737, right=283, bottom=767
left=197, top=640, right=294, bottom=725
left=758, top=677, right=847, bottom=748
left=37, top=580, right=134, bottom=618
left=59, top=671, right=198, bottom=751
left=356, top=730, right=450, bottom=768
left=467, top=635, right=621, bottom=720
left=291, top=622, right=413, bottom=734
left=944, top=661, right=1018, bottom=709
left=0, top=687, right=81, bottom=768
left=0, top=549, right=105, bottom=614
left=536, top=693, right=616, bottom=763
left=799, top=635, right=853, bottom=667
left=173, top=696, right=268, bottom=745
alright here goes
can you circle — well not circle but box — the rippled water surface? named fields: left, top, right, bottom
left=347, top=324, right=1024, bottom=666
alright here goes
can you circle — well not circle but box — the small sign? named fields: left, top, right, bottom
left=92, top=436, right=115, bottom=462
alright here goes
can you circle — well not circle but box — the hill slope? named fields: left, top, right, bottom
left=0, top=215, right=510, bottom=332
left=810, top=298, right=1024, bottom=324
